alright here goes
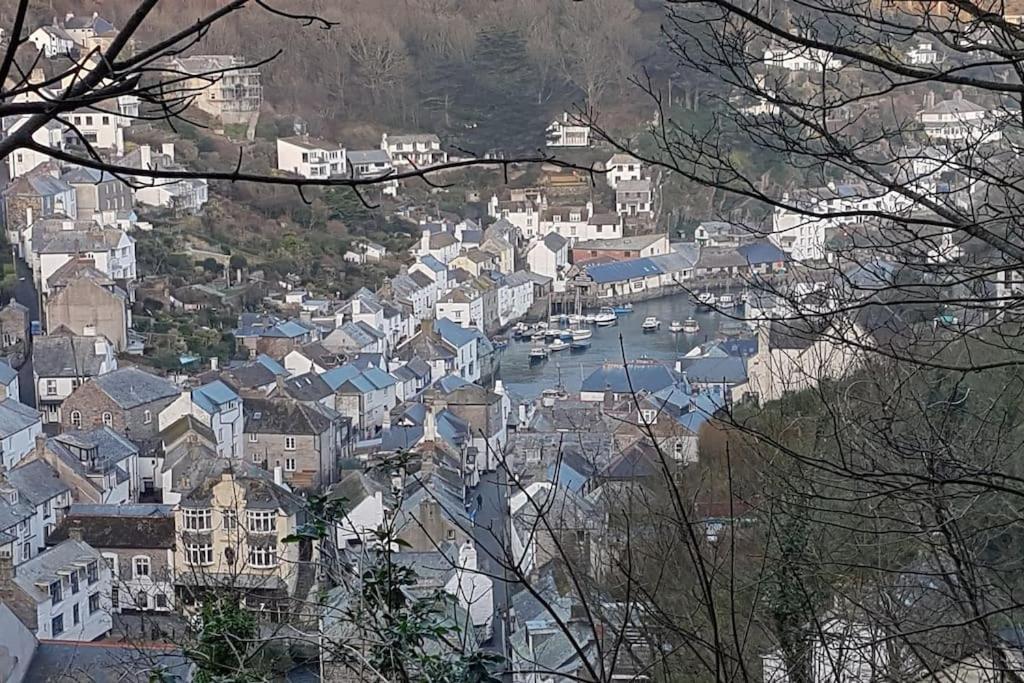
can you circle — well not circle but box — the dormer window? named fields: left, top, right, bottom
left=640, top=409, right=657, bottom=425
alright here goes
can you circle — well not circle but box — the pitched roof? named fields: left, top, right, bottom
left=279, top=372, right=333, bottom=402
left=14, top=539, right=101, bottom=602
left=583, top=257, right=662, bottom=284
left=418, top=255, right=446, bottom=272
left=244, top=397, right=332, bottom=435
left=92, top=367, right=178, bottom=408
left=191, top=380, right=238, bottom=414
left=0, top=398, right=40, bottom=437
left=48, top=503, right=174, bottom=549
left=32, top=333, right=110, bottom=377
left=347, top=149, right=391, bottom=165
left=25, top=642, right=190, bottom=683
left=680, top=355, right=748, bottom=384
left=575, top=234, right=665, bottom=251
left=46, top=256, right=115, bottom=289
left=541, top=232, right=568, bottom=252
left=7, top=460, right=67, bottom=505
left=737, top=240, right=790, bottom=265
left=581, top=361, right=679, bottom=394
left=429, top=232, right=458, bottom=249
left=328, top=469, right=395, bottom=509
left=435, top=317, right=480, bottom=349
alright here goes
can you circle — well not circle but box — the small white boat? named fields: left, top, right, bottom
left=531, top=332, right=545, bottom=341
left=594, top=307, right=618, bottom=326
left=537, top=321, right=549, bottom=329
left=669, top=320, right=684, bottom=333
left=544, top=328, right=563, bottom=339
left=682, top=317, right=700, bottom=334
left=567, top=314, right=585, bottom=325
left=548, top=315, right=562, bottom=324
left=642, top=316, right=661, bottom=332
left=548, top=338, right=569, bottom=352
left=529, top=346, right=549, bottom=361
left=696, top=292, right=716, bottom=308
left=719, top=293, right=735, bottom=308
left=583, top=314, right=596, bottom=324
left=571, top=328, right=593, bottom=341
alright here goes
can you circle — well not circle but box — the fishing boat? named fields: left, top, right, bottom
left=529, top=346, right=549, bottom=362
left=571, top=328, right=593, bottom=341
left=718, top=293, right=736, bottom=308
left=669, top=320, right=684, bottom=333
left=739, top=291, right=749, bottom=305
left=594, top=307, right=618, bottom=326
left=695, top=292, right=717, bottom=309
left=548, top=315, right=563, bottom=324
left=642, top=316, right=661, bottom=332
left=570, top=339, right=592, bottom=352
left=548, top=338, right=570, bottom=352
left=682, top=317, right=700, bottom=334
left=611, top=303, right=634, bottom=314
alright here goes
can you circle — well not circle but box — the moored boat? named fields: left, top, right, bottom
left=669, top=320, right=684, bottom=333
left=642, top=316, right=661, bottom=332
left=529, top=346, right=549, bottom=361
left=531, top=331, right=546, bottom=342
left=583, top=314, right=596, bottom=324
left=570, top=339, right=592, bottom=352
left=594, top=307, right=618, bottom=326
left=695, top=292, right=716, bottom=309
left=682, top=317, right=700, bottom=334
left=571, top=328, right=593, bottom=341
left=611, top=303, right=634, bottom=314
left=719, top=293, right=736, bottom=308
left=548, top=338, right=569, bottom=352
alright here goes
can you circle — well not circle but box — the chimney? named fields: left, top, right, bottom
left=34, top=433, right=48, bottom=458
left=424, top=403, right=438, bottom=442
left=517, top=403, right=526, bottom=425
left=139, top=145, right=152, bottom=169
left=161, top=143, right=175, bottom=162
left=351, top=298, right=361, bottom=316
left=494, top=379, right=505, bottom=396
left=0, top=556, right=12, bottom=593
left=25, top=206, right=32, bottom=226
left=67, top=520, right=83, bottom=542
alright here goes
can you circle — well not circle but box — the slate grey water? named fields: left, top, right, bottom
left=498, top=295, right=733, bottom=399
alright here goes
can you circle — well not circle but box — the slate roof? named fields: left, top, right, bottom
left=328, top=469, right=395, bottom=509
left=244, top=397, right=332, bottom=435
left=737, top=240, right=790, bottom=265
left=63, top=13, right=116, bottom=31
left=0, top=496, right=33, bottom=532
left=429, top=232, right=458, bottom=249
left=25, top=642, right=190, bottom=683
left=32, top=334, right=110, bottom=378
left=417, top=255, right=447, bottom=273
left=0, top=398, right=40, bottom=437
left=581, top=361, right=679, bottom=394
left=14, top=538, right=101, bottom=602
left=321, top=364, right=396, bottom=395
left=280, top=372, right=334, bottom=402
left=767, top=319, right=824, bottom=350
left=48, top=503, right=174, bottom=549
left=34, top=224, right=126, bottom=254
left=179, top=466, right=301, bottom=514
left=92, top=367, right=178, bottom=408
left=680, top=355, right=748, bottom=384
left=697, top=247, right=749, bottom=269
left=7, top=460, right=67, bottom=505
left=435, top=317, right=480, bottom=349
left=46, top=256, right=115, bottom=289
left=583, top=257, right=662, bottom=284
left=575, top=234, right=665, bottom=251
left=409, top=270, right=433, bottom=288
left=541, top=232, right=568, bottom=252
left=192, top=380, right=238, bottom=414
left=53, top=427, right=138, bottom=465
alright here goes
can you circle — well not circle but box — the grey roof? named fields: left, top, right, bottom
left=32, top=334, right=109, bottom=378
left=26, top=642, right=191, bottom=683
left=53, top=427, right=138, bottom=466
left=0, top=496, right=33, bottom=532
left=48, top=504, right=174, bottom=549
left=279, top=372, right=333, bottom=402
left=328, top=469, right=395, bottom=509
left=347, top=149, right=391, bottom=165
left=616, top=178, right=652, bottom=193
left=0, top=398, right=40, bottom=437
left=429, top=232, right=458, bottom=249
left=7, top=460, right=68, bottom=505
left=34, top=224, right=126, bottom=254
left=541, top=232, right=568, bottom=252
left=14, top=538, right=101, bottom=602
left=92, top=367, right=179, bottom=408
left=179, top=466, right=302, bottom=514
left=61, top=167, right=120, bottom=184
left=679, top=355, right=748, bottom=384
left=575, top=234, right=666, bottom=251
left=245, top=397, right=332, bottom=435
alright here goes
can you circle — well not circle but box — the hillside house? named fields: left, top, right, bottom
left=0, top=400, right=44, bottom=471
left=276, top=136, right=346, bottom=179
left=527, top=233, right=569, bottom=293
left=764, top=43, right=842, bottom=71
left=118, top=144, right=208, bottom=213
left=244, top=397, right=339, bottom=491
left=547, top=112, right=591, bottom=147
left=381, top=133, right=447, bottom=169
left=605, top=153, right=642, bottom=189
left=27, top=26, right=76, bottom=58
left=170, top=55, right=262, bottom=126
left=45, top=258, right=130, bottom=351
left=916, top=90, right=1003, bottom=143
left=4, top=460, right=71, bottom=563
left=615, top=178, right=655, bottom=219
left=33, top=333, right=117, bottom=426
left=62, top=168, right=133, bottom=224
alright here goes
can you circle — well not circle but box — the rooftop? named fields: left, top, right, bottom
left=92, top=367, right=178, bottom=409
left=14, top=538, right=101, bottom=603
left=0, top=398, right=40, bottom=437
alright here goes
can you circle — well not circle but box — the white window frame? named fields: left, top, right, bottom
left=285, top=458, right=296, bottom=472
left=222, top=509, right=237, bottom=531
left=284, top=436, right=296, bottom=451
left=182, top=508, right=212, bottom=531
left=133, top=555, right=151, bottom=578
left=101, top=411, right=113, bottom=427
left=247, top=545, right=278, bottom=568
left=248, top=432, right=258, bottom=443
left=185, top=543, right=213, bottom=566
left=143, top=410, right=152, bottom=424
left=70, top=410, right=81, bottom=427
left=246, top=510, right=276, bottom=533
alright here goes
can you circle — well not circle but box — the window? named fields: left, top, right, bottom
left=101, top=412, right=113, bottom=427
left=85, top=115, right=93, bottom=125
left=285, top=458, right=295, bottom=472
left=111, top=587, right=119, bottom=609
left=133, top=556, right=150, bottom=578
left=70, top=570, right=80, bottom=594
left=21, top=542, right=30, bottom=562
left=185, top=543, right=213, bottom=566
left=640, top=409, right=657, bottom=425
left=247, top=510, right=275, bottom=533
left=88, top=592, right=100, bottom=614
left=248, top=433, right=258, bottom=442
left=69, top=410, right=81, bottom=427
left=137, top=591, right=148, bottom=609
left=182, top=509, right=212, bottom=531
left=285, top=437, right=296, bottom=451
left=251, top=452, right=262, bottom=464
left=101, top=115, right=109, bottom=125
left=156, top=594, right=167, bottom=609
left=73, top=603, right=80, bottom=625
left=86, top=561, right=98, bottom=584
left=143, top=410, right=152, bottom=425
left=46, top=379, right=57, bottom=396
left=222, top=509, right=237, bottom=531
left=248, top=545, right=277, bottom=568
left=446, top=528, right=456, bottom=540
left=674, top=441, right=685, bottom=460
left=50, top=580, right=62, bottom=604
left=51, top=614, right=64, bottom=636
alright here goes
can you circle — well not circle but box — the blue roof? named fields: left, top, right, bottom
left=435, top=318, right=478, bottom=349
left=680, top=356, right=748, bottom=384
left=381, top=425, right=425, bottom=451
left=322, top=364, right=395, bottom=394
left=419, top=255, right=446, bottom=272
left=584, top=258, right=663, bottom=284
left=435, top=374, right=472, bottom=393
left=677, top=388, right=725, bottom=433
left=192, top=380, right=239, bottom=414
left=716, top=336, right=759, bottom=357
left=437, top=410, right=469, bottom=447
left=256, top=354, right=288, bottom=376
left=321, top=365, right=359, bottom=392
left=737, top=241, right=789, bottom=265
left=362, top=367, right=396, bottom=390
left=580, top=362, right=679, bottom=394
left=274, top=320, right=311, bottom=338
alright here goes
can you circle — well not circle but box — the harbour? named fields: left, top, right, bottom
left=497, top=293, right=741, bottom=398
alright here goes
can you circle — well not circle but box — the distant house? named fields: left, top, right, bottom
left=327, top=469, right=396, bottom=547
left=0, top=359, right=18, bottom=401
left=572, top=233, right=670, bottom=264
left=45, top=258, right=130, bottom=351
left=276, top=136, right=346, bottom=179
left=420, top=229, right=460, bottom=265
left=60, top=168, right=133, bottom=227
left=4, top=459, right=71, bottom=563
left=498, top=271, right=535, bottom=327
left=906, top=41, right=940, bottom=66
left=322, top=320, right=385, bottom=356
left=409, top=254, right=450, bottom=294
left=244, top=397, right=339, bottom=491
left=60, top=12, right=119, bottom=51
left=434, top=319, right=483, bottom=383
left=27, top=25, right=76, bottom=58
left=158, top=380, right=243, bottom=460
left=694, top=221, right=759, bottom=248
left=916, top=90, right=1002, bottom=143
left=117, top=144, right=208, bottom=213
left=381, top=133, right=448, bottom=169
left=33, top=332, right=117, bottom=426
left=3, top=170, right=77, bottom=242
left=234, top=314, right=317, bottom=359
left=764, top=43, right=841, bottom=71
left=29, top=219, right=135, bottom=294
left=322, top=364, right=398, bottom=437
left=547, top=112, right=591, bottom=147
left=605, top=153, right=642, bottom=188
left=48, top=503, right=176, bottom=613
left=347, top=149, right=397, bottom=196
left=1, top=537, right=113, bottom=641
left=450, top=248, right=497, bottom=278
left=359, top=240, right=387, bottom=262
left=435, top=287, right=485, bottom=330
left=169, top=55, right=262, bottom=126
left=29, top=428, right=140, bottom=504
left=0, top=300, right=29, bottom=353
left=615, top=178, right=655, bottom=219
left=0, top=399, right=44, bottom=471
left=527, top=233, right=569, bottom=293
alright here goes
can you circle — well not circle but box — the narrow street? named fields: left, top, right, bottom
left=473, top=468, right=514, bottom=678
left=12, top=254, right=37, bottom=408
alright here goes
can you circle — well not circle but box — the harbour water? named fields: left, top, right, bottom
left=498, top=295, right=737, bottom=399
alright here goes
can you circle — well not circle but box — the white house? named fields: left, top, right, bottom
left=322, top=364, right=398, bottom=437
left=65, top=109, right=126, bottom=156
left=916, top=91, right=1002, bottom=143
left=33, top=334, right=117, bottom=426
left=381, top=133, right=447, bottom=169
left=488, top=191, right=545, bottom=239
left=410, top=255, right=450, bottom=296
left=436, top=287, right=485, bottom=331
left=187, top=381, right=244, bottom=459
left=120, top=144, right=209, bottom=213
left=276, top=136, right=346, bottom=179
left=28, top=26, right=76, bottom=58
left=547, top=112, right=591, bottom=147
left=539, top=202, right=594, bottom=244
left=615, top=178, right=655, bottom=219
left=4, top=118, right=65, bottom=180
left=331, top=470, right=394, bottom=548
left=31, top=221, right=135, bottom=294
left=4, top=460, right=72, bottom=565
left=0, top=399, right=44, bottom=471
left=763, top=44, right=842, bottom=71
left=906, top=42, right=940, bottom=65
left=5, top=538, right=113, bottom=642
left=527, top=233, right=569, bottom=293
left=435, top=318, right=481, bottom=383
left=605, top=153, right=642, bottom=189
left=347, top=149, right=397, bottom=197
left=419, top=228, right=460, bottom=264
left=498, top=271, right=535, bottom=328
